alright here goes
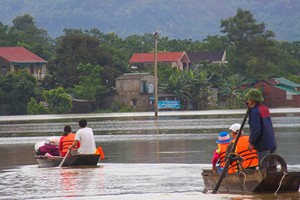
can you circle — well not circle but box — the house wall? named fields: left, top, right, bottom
left=115, top=75, right=155, bottom=111
left=32, top=64, right=47, bottom=80
left=0, top=59, right=10, bottom=75
left=257, top=82, right=300, bottom=108
left=0, top=57, right=47, bottom=80
left=10, top=64, right=47, bottom=80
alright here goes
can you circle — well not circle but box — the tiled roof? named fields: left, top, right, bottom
left=187, top=51, right=225, bottom=62
left=129, top=52, right=189, bottom=63
left=0, top=47, right=47, bottom=63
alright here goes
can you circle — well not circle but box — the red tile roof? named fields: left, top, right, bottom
left=0, top=47, right=47, bottom=63
left=129, top=52, right=190, bottom=63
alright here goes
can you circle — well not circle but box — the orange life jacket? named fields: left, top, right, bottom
left=228, top=135, right=259, bottom=174
left=95, top=146, right=105, bottom=160
left=217, top=143, right=230, bottom=168
left=60, top=133, right=77, bottom=156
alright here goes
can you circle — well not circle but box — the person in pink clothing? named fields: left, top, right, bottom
left=212, top=131, right=232, bottom=174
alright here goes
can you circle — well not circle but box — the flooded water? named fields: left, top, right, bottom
left=0, top=111, right=300, bottom=199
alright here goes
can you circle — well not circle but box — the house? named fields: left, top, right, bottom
left=129, top=51, right=190, bottom=70
left=114, top=73, right=155, bottom=111
left=0, top=47, right=47, bottom=80
left=255, top=78, right=300, bottom=108
left=187, top=50, right=228, bottom=67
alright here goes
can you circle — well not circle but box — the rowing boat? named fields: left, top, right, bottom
left=35, top=154, right=100, bottom=168
left=202, top=154, right=300, bottom=193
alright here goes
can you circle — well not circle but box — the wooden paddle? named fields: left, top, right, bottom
left=58, top=150, right=70, bottom=167
left=212, top=107, right=250, bottom=194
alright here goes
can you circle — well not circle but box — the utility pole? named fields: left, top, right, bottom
left=154, top=31, right=159, bottom=119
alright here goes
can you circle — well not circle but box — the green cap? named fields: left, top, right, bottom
left=245, top=88, right=264, bottom=103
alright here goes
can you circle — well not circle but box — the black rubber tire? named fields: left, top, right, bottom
left=259, top=153, right=287, bottom=173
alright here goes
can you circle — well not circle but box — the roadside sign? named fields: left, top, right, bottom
left=158, top=100, right=180, bottom=109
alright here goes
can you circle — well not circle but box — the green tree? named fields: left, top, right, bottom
left=218, top=74, right=247, bottom=109
left=202, top=35, right=227, bottom=52
left=0, top=70, right=36, bottom=115
left=73, top=63, right=108, bottom=109
left=43, top=87, right=72, bottom=114
left=49, top=30, right=114, bottom=88
left=288, top=74, right=300, bottom=84
left=27, top=97, right=48, bottom=114
left=0, top=22, right=18, bottom=46
left=220, top=9, right=275, bottom=76
left=11, top=14, right=54, bottom=60
left=161, top=69, right=191, bottom=110
left=162, top=68, right=212, bottom=110
left=187, top=68, right=212, bottom=110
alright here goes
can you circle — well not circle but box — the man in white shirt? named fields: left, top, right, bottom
left=68, top=119, right=96, bottom=154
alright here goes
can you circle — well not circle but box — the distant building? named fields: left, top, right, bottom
left=255, top=78, right=300, bottom=108
left=115, top=73, right=155, bottom=111
left=0, top=47, right=47, bottom=80
left=187, top=50, right=228, bottom=67
left=129, top=51, right=190, bottom=70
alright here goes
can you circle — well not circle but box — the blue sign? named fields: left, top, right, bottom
left=158, top=100, right=180, bottom=109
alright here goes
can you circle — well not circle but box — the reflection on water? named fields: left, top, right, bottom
left=0, top=164, right=299, bottom=200
left=1, top=116, right=300, bottom=136
left=0, top=164, right=204, bottom=199
left=0, top=115, right=300, bottom=199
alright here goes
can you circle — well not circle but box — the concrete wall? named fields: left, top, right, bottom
left=115, top=74, right=155, bottom=111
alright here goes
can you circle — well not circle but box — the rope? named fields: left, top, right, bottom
left=241, top=171, right=250, bottom=193
left=274, top=172, right=288, bottom=194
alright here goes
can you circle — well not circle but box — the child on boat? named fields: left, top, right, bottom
left=211, top=131, right=231, bottom=174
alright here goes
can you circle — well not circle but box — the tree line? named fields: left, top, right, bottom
left=1, top=9, right=300, bottom=115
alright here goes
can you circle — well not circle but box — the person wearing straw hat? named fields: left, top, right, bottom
left=212, top=131, right=232, bottom=174
left=245, top=88, right=277, bottom=162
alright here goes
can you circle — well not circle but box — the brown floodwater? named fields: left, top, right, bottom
left=0, top=114, right=299, bottom=199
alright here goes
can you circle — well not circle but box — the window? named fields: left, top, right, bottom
left=140, top=81, right=147, bottom=94
left=286, top=91, right=293, bottom=100
left=2, top=66, right=7, bottom=75
left=131, top=99, right=137, bottom=107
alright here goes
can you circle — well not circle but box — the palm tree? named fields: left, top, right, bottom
left=161, top=70, right=191, bottom=110
left=186, top=68, right=212, bottom=110
left=219, top=74, right=246, bottom=109
left=162, top=68, right=212, bottom=110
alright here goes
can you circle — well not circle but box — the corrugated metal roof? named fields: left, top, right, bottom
left=268, top=78, right=300, bottom=94
left=273, top=78, right=300, bottom=88
left=0, top=47, right=47, bottom=63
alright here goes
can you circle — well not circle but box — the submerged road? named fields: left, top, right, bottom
left=0, top=108, right=300, bottom=122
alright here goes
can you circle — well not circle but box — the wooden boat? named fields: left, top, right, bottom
left=35, top=154, right=101, bottom=168
left=202, top=154, right=300, bottom=194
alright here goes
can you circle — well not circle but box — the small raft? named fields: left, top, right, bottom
left=202, top=154, right=300, bottom=194
left=35, top=154, right=100, bottom=168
